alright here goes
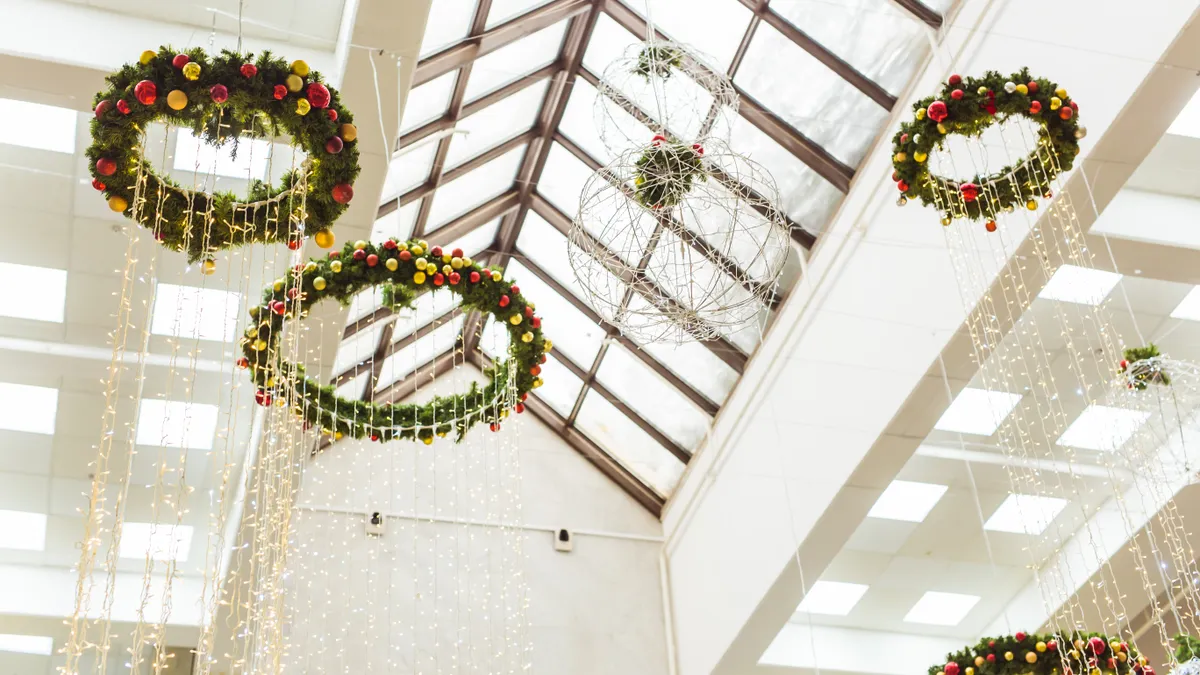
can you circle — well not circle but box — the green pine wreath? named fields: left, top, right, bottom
left=891, top=69, right=1085, bottom=225
left=87, top=46, right=361, bottom=264
left=1120, top=344, right=1171, bottom=391
left=931, top=632, right=1151, bottom=675
left=633, top=136, right=706, bottom=209
left=238, top=238, right=550, bottom=444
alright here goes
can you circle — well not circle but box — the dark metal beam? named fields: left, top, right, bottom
left=427, top=190, right=521, bottom=247
left=372, top=349, right=460, bottom=405
left=887, top=0, right=943, bottom=29
left=358, top=322, right=396, bottom=402
left=382, top=131, right=532, bottom=215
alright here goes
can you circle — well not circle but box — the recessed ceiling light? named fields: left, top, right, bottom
left=904, top=591, right=981, bottom=625
left=0, top=510, right=47, bottom=551
left=118, top=522, right=194, bottom=562
left=1170, top=287, right=1200, bottom=321
left=0, top=98, right=77, bottom=154
left=1056, top=404, right=1150, bottom=451
left=934, top=388, right=1023, bottom=436
left=867, top=480, right=948, bottom=523
left=0, top=382, right=59, bottom=435
left=796, top=581, right=869, bottom=616
left=135, top=399, right=219, bottom=450
left=984, top=494, right=1069, bottom=535
left=151, top=283, right=240, bottom=342
left=1038, top=265, right=1122, bottom=305
left=0, top=263, right=66, bottom=322
left=1168, top=89, right=1200, bottom=138
left=173, top=128, right=271, bottom=179
left=0, top=634, right=53, bottom=656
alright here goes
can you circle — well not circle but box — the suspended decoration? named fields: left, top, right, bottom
left=891, top=68, right=1084, bottom=225
left=1174, top=636, right=1200, bottom=672
left=594, top=39, right=739, bottom=156
left=87, top=46, right=361, bottom=263
left=930, top=633, right=1152, bottom=675
left=568, top=137, right=790, bottom=344
left=240, top=238, right=550, bottom=443
left=1119, top=344, right=1172, bottom=390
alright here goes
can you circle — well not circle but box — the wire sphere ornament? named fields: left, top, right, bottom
left=568, top=137, right=790, bottom=344
left=594, top=40, right=739, bottom=156
left=1104, top=352, right=1200, bottom=480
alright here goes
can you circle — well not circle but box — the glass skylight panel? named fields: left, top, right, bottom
left=151, top=283, right=240, bottom=342
left=560, top=77, right=650, bottom=164
left=583, top=14, right=638, bottom=77
left=380, top=141, right=437, bottom=203
left=1171, top=286, right=1200, bottom=320
left=596, top=343, right=711, bottom=449
left=0, top=98, right=76, bottom=153
left=868, top=480, right=948, bottom=522
left=0, top=634, right=53, bottom=656
left=462, top=20, right=568, bottom=103
left=0, top=510, right=47, bottom=551
left=629, top=300, right=739, bottom=404
left=442, top=219, right=500, bottom=259
left=507, top=260, right=605, bottom=366
left=737, top=22, right=889, bottom=167
left=393, top=288, right=461, bottom=334
left=372, top=201, right=419, bottom=245
left=444, top=80, right=548, bottom=167
left=516, top=212, right=592, bottom=300
left=984, top=494, right=1069, bottom=535
left=0, top=262, right=66, bottom=322
left=346, top=287, right=387, bottom=324
left=774, top=0, right=929, bottom=96
left=400, top=71, right=457, bottom=135
left=537, top=142, right=594, bottom=216
left=333, top=319, right=387, bottom=374
left=904, top=591, right=980, bottom=626
left=486, top=0, right=552, bottom=27
left=425, top=146, right=524, bottom=233
left=174, top=128, right=270, bottom=180
left=135, top=399, right=219, bottom=449
left=375, top=316, right=464, bottom=391
left=796, top=581, right=869, bottom=616
left=0, top=382, right=58, bottom=435
left=333, top=373, right=368, bottom=400
left=119, top=522, right=194, bottom=562
left=480, top=315, right=511, bottom=359
left=1038, top=265, right=1122, bottom=305
left=419, top=0, right=476, bottom=58
left=627, top=0, right=752, bottom=71
left=532, top=355, right=583, bottom=417
left=576, top=392, right=685, bottom=496
left=934, top=388, right=1022, bottom=436
left=1056, top=404, right=1151, bottom=452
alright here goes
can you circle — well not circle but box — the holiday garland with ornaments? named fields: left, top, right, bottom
left=1120, top=344, right=1171, bottom=390
left=891, top=68, right=1085, bottom=227
left=88, top=46, right=360, bottom=265
left=239, top=237, right=550, bottom=444
left=930, top=632, right=1151, bottom=675
left=633, top=135, right=706, bottom=209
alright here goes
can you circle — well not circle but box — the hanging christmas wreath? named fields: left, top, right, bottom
left=87, top=46, right=361, bottom=266
left=891, top=68, right=1085, bottom=228
left=1119, top=344, right=1171, bottom=391
left=238, top=238, right=550, bottom=444
left=633, top=44, right=683, bottom=79
left=930, top=632, right=1151, bottom=675
left=633, top=135, right=706, bottom=209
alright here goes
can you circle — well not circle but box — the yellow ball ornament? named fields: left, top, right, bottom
left=1026, top=199, right=1038, bottom=210
left=330, top=260, right=343, bottom=273
left=273, top=280, right=285, bottom=292
left=1111, top=641, right=1122, bottom=652
left=252, top=339, right=268, bottom=351
left=1070, top=650, right=1081, bottom=660
left=1015, top=83, right=1028, bottom=95
left=396, top=242, right=408, bottom=251
left=937, top=123, right=948, bottom=134
left=451, top=257, right=463, bottom=269
left=1118, top=653, right=1128, bottom=663
left=441, top=264, right=451, bottom=275
left=410, top=245, right=423, bottom=256
left=532, top=378, right=544, bottom=388
left=313, top=277, right=327, bottom=291
left=916, top=108, right=926, bottom=120
left=167, top=89, right=188, bottom=110
left=1056, top=87, right=1068, bottom=99
left=418, top=239, right=429, bottom=249
left=182, top=62, right=201, bottom=81
left=462, top=256, right=473, bottom=267
left=1025, top=652, right=1037, bottom=664
left=286, top=74, right=304, bottom=93
left=1050, top=97, right=1062, bottom=110
left=413, top=271, right=426, bottom=284
left=442, top=254, right=452, bottom=264
left=304, top=262, right=318, bottom=273
left=107, top=195, right=128, bottom=212
left=201, top=259, right=217, bottom=276
left=291, top=60, right=310, bottom=77
left=1004, top=652, right=1013, bottom=662
left=975, top=657, right=985, bottom=667
left=437, top=431, right=447, bottom=437
left=913, top=151, right=927, bottom=163
left=521, top=332, right=534, bottom=343
left=139, top=50, right=157, bottom=65
left=353, top=240, right=368, bottom=250
left=314, top=229, right=335, bottom=249
left=1036, top=642, right=1047, bottom=653
left=893, top=152, right=907, bottom=163
left=340, top=123, right=358, bottom=142
left=543, top=339, right=553, bottom=352
left=335, top=431, right=344, bottom=440
left=296, top=98, right=311, bottom=115
left=509, top=314, right=523, bottom=325
left=422, top=436, right=433, bottom=445
left=385, top=258, right=398, bottom=271
left=415, top=259, right=428, bottom=271
left=491, top=270, right=503, bottom=282
left=966, top=669, right=974, bottom=675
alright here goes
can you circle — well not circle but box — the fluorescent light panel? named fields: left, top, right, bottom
left=1038, top=265, right=1122, bottom=305
left=797, top=581, right=869, bottom=616
left=1170, top=286, right=1200, bottom=321
left=0, top=382, right=58, bottom=434
left=867, top=480, right=948, bottom=523
left=135, top=399, right=219, bottom=449
left=118, top=522, right=194, bottom=562
left=151, top=283, right=240, bottom=342
left=1056, top=404, right=1150, bottom=451
left=984, top=494, right=1069, bottom=535
left=0, top=98, right=76, bottom=153
left=173, top=128, right=270, bottom=179
left=904, top=591, right=980, bottom=625
left=934, top=388, right=1022, bottom=436
left=0, top=509, right=47, bottom=550
left=0, top=263, right=66, bottom=322
left=0, top=634, right=53, bottom=656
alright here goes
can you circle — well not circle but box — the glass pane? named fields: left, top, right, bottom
left=375, top=315, right=464, bottom=391
left=480, top=315, right=510, bottom=359
left=773, top=0, right=929, bottom=96
left=333, top=320, right=387, bottom=374
left=507, top=259, right=605, bottom=367
left=536, top=142, right=592, bottom=216
left=372, top=201, right=420, bottom=244
left=575, top=392, right=685, bottom=497
left=346, top=287, right=386, bottom=324
left=0, top=98, right=77, bottom=153
left=516, top=211, right=591, bottom=301
left=420, top=0, right=476, bottom=58
left=334, top=373, right=367, bottom=400
left=445, top=80, right=548, bottom=167
left=560, top=77, right=651, bottom=165
left=626, top=0, right=753, bottom=71
left=380, top=141, right=437, bottom=203
left=393, top=289, right=461, bottom=336
left=442, top=219, right=500, bottom=259
left=736, top=22, right=888, bottom=166
left=425, top=146, right=524, bottom=233
left=533, top=356, right=583, bottom=417
left=400, top=71, right=457, bottom=135
left=919, top=0, right=954, bottom=12
left=624, top=295, right=739, bottom=404
left=676, top=180, right=788, bottom=283
left=582, top=14, right=635, bottom=76
left=463, top=20, right=568, bottom=102
left=487, top=0, right=553, bottom=27
left=596, top=343, right=710, bottom=449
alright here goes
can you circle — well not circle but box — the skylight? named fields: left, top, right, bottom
left=135, top=399, right=219, bottom=450
left=118, top=522, right=194, bottom=562
left=0, top=262, right=66, bottom=322
left=934, top=388, right=1023, bottom=436
left=796, top=581, right=869, bottom=616
left=903, top=591, right=981, bottom=625
left=867, top=480, right=948, bottom=523
left=0, top=98, right=76, bottom=153
left=0, top=634, right=54, bottom=656
left=0, top=382, right=59, bottom=435
left=984, top=494, right=1069, bottom=535
left=1170, top=286, right=1200, bottom=321
left=1168, top=89, right=1200, bottom=138
left=173, top=128, right=270, bottom=180
left=1056, top=404, right=1150, bottom=451
left=151, top=283, right=240, bottom=342
left=0, top=510, right=47, bottom=551
left=1038, top=265, right=1122, bottom=305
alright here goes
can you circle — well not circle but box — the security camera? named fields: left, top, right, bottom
left=554, top=528, right=573, bottom=552
left=366, top=511, right=385, bottom=536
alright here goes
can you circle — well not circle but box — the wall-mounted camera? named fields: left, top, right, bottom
left=366, top=511, right=385, bottom=536
left=554, top=528, right=573, bottom=552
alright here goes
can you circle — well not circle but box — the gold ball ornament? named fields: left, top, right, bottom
left=1026, top=652, right=1037, bottom=664
left=107, top=195, right=128, bottom=212
left=182, top=62, right=201, bottom=81
left=913, top=151, right=927, bottom=163
left=937, top=123, right=948, bottom=134
left=491, top=270, right=503, bottom=282
left=167, top=89, right=188, bottom=110
left=437, top=431, right=447, bottom=437
left=521, top=332, right=534, bottom=343
left=893, top=152, right=907, bottom=162
left=296, top=98, right=311, bottom=115
left=1118, top=653, right=1128, bottom=663
left=509, top=314, right=523, bottom=325
left=330, top=260, right=343, bottom=273
left=451, top=257, right=463, bottom=269
left=1004, top=652, right=1014, bottom=662
left=1050, top=97, right=1063, bottom=110
left=543, top=339, right=553, bottom=352
left=1138, top=657, right=1149, bottom=666
left=413, top=271, right=426, bottom=284
left=975, top=657, right=985, bottom=667
left=415, top=259, right=428, bottom=271
left=252, top=339, right=267, bottom=351
left=915, top=108, right=926, bottom=120
left=897, top=196, right=908, bottom=206
left=313, top=277, right=327, bottom=291
left=966, top=669, right=974, bottom=675
left=273, top=280, right=285, bottom=292
left=385, top=258, right=398, bottom=271
left=353, top=240, right=367, bottom=250
left=422, top=436, right=433, bottom=445
left=335, top=431, right=344, bottom=440
left=201, top=259, right=217, bottom=276
left=304, top=261, right=318, bottom=273
left=1026, top=199, right=1038, bottom=210
left=314, top=229, right=335, bottom=249
left=1036, top=642, right=1047, bottom=653
left=291, top=60, right=310, bottom=77
left=1056, top=87, right=1068, bottom=99
left=941, top=216, right=952, bottom=226
left=1070, top=650, right=1081, bottom=659
left=1090, top=670, right=1101, bottom=675
left=1015, top=83, right=1028, bottom=95
left=139, top=50, right=157, bottom=65
left=532, top=377, right=544, bottom=388
left=285, top=74, right=304, bottom=93
left=340, top=123, right=358, bottom=142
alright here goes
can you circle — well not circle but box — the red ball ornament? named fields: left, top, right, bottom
left=134, top=80, right=157, bottom=106
left=510, top=284, right=520, bottom=294
left=240, top=63, right=258, bottom=78
left=1060, top=107, right=1074, bottom=120
left=489, top=422, right=501, bottom=432
left=530, top=365, right=541, bottom=377
left=1108, top=659, right=1117, bottom=670
left=171, top=53, right=190, bottom=69
left=539, top=354, right=547, bottom=364
left=236, top=357, right=249, bottom=369
left=383, top=239, right=397, bottom=250
left=273, top=85, right=287, bottom=100
left=116, top=99, right=131, bottom=115
left=498, top=295, right=510, bottom=308
left=352, top=249, right=366, bottom=261
left=328, top=250, right=340, bottom=259
left=950, top=89, right=964, bottom=100
left=210, top=84, right=229, bottom=103
left=988, top=641, right=996, bottom=648
left=271, top=300, right=286, bottom=315
left=515, top=403, right=525, bottom=414
left=900, top=133, right=909, bottom=144
left=255, top=390, right=272, bottom=407
left=431, top=246, right=443, bottom=257
left=1089, top=638, right=1106, bottom=655
left=370, top=434, right=379, bottom=442
left=1015, top=632, right=1027, bottom=642
left=287, top=239, right=301, bottom=251
left=1027, top=81, right=1039, bottom=93
left=531, top=317, right=541, bottom=329
left=946, top=663, right=961, bottom=675
left=433, top=273, right=444, bottom=286
left=331, top=183, right=354, bottom=204
left=94, top=100, right=111, bottom=119
left=960, top=183, right=980, bottom=202
left=927, top=100, right=949, bottom=123
left=986, top=655, right=996, bottom=664
left=327, top=108, right=338, bottom=121
left=449, top=272, right=461, bottom=284
left=1070, top=100, right=1079, bottom=111
left=1047, top=641, right=1058, bottom=652
left=325, top=136, right=344, bottom=154
left=306, top=82, right=331, bottom=108
left=91, top=178, right=106, bottom=191
left=891, top=171, right=900, bottom=182
left=287, top=287, right=300, bottom=300
left=451, top=248, right=464, bottom=258
left=524, top=306, right=534, bottom=318
left=366, top=254, right=379, bottom=267
left=398, top=250, right=412, bottom=262
left=95, top=158, right=117, bottom=177
left=521, top=392, right=529, bottom=401
left=896, top=180, right=909, bottom=193
left=985, top=220, right=997, bottom=233
left=469, top=271, right=481, bottom=283
left=1029, top=100, right=1042, bottom=114
left=948, top=74, right=962, bottom=86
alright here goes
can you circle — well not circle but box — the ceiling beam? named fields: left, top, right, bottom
left=887, top=0, right=944, bottom=29
left=382, top=132, right=532, bottom=214
left=372, top=349, right=461, bottom=405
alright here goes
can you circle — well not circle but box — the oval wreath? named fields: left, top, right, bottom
left=891, top=68, right=1085, bottom=226
left=931, top=632, right=1152, bottom=675
left=238, top=238, right=551, bottom=444
left=88, top=46, right=361, bottom=264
